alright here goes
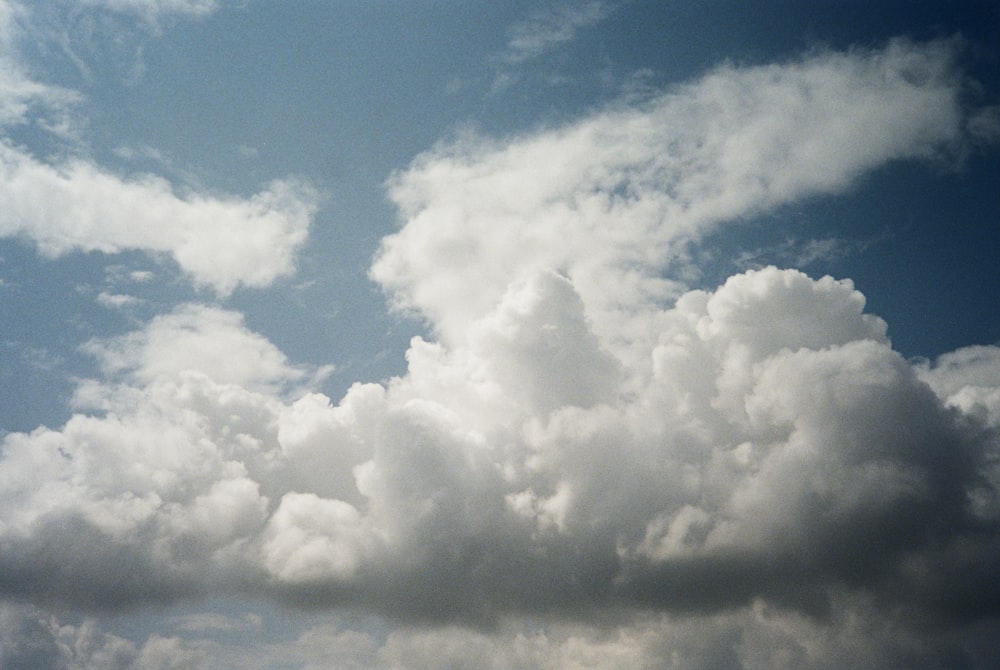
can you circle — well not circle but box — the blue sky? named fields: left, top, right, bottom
left=1, top=1, right=999, bottom=668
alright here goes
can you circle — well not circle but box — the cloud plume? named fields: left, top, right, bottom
left=375, top=38, right=967, bottom=345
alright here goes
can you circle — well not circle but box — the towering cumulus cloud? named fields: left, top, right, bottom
left=2, top=37, right=1000, bottom=668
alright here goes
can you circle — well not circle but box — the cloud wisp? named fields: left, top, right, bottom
left=1, top=35, right=1000, bottom=668
left=500, top=1, right=612, bottom=65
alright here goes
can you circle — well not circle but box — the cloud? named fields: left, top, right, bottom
left=0, top=603, right=138, bottom=670
left=501, top=1, right=611, bottom=65
left=78, top=0, right=218, bottom=21
left=4, top=594, right=1000, bottom=669
left=96, top=291, right=143, bottom=309
left=80, top=304, right=310, bottom=392
left=0, top=0, right=319, bottom=294
left=0, top=1, right=81, bottom=131
left=374, top=38, right=970, bottom=346
left=2, top=36, right=1000, bottom=667
left=2, top=264, right=999, bottom=634
left=0, top=143, right=319, bottom=294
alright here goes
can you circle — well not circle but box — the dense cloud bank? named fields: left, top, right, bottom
left=2, top=265, right=1000, bottom=666
left=2, top=34, right=1000, bottom=669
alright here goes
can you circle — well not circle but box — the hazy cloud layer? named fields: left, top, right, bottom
left=2, top=35, right=1000, bottom=668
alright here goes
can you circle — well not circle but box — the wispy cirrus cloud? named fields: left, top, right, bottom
left=79, top=0, right=218, bottom=21
left=0, top=144, right=319, bottom=294
left=500, top=1, right=611, bottom=65
left=491, top=1, right=614, bottom=92
left=0, top=1, right=81, bottom=131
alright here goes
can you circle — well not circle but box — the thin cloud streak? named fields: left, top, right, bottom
left=500, top=1, right=612, bottom=65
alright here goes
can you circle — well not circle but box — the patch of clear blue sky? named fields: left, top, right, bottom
left=1, top=0, right=998, bottom=436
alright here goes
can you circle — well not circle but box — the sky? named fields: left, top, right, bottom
left=0, top=0, right=999, bottom=668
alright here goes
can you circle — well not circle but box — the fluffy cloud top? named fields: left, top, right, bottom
left=80, top=304, right=308, bottom=392
left=2, top=267, right=999, bottom=631
left=2, top=262, right=999, bottom=668
left=374, top=38, right=966, bottom=344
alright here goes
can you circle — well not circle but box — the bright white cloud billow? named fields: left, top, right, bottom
left=0, top=143, right=319, bottom=293
left=375, top=38, right=966, bottom=346
left=1, top=33, right=1000, bottom=669
left=2, top=264, right=1000, bottom=666
left=0, top=0, right=318, bottom=295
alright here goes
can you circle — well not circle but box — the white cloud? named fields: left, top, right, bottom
left=501, top=1, right=611, bottom=65
left=79, top=0, right=218, bottom=21
left=0, top=1, right=81, bottom=131
left=918, top=345, right=1000, bottom=430
left=0, top=143, right=319, bottom=294
left=80, top=304, right=308, bottom=392
left=1, top=36, right=999, bottom=668
left=2, top=265, right=998, bottom=643
left=0, top=1, right=319, bottom=294
left=374, top=38, right=969, bottom=347
left=96, top=290, right=143, bottom=309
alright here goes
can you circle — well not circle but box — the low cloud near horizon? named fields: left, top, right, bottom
left=2, top=33, right=1000, bottom=669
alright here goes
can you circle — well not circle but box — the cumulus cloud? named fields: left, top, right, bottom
left=0, top=0, right=319, bottom=294
left=374, top=38, right=970, bottom=346
left=0, top=144, right=319, bottom=294
left=80, top=304, right=310, bottom=392
left=2, top=36, right=1000, bottom=668
left=2, top=266, right=999, bottom=634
